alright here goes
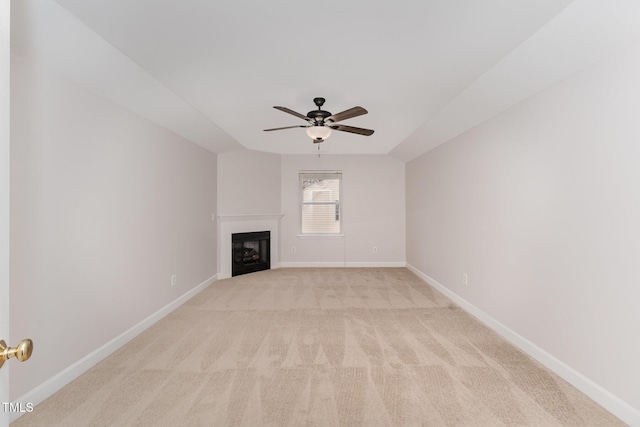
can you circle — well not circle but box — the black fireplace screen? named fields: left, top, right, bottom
left=231, top=231, right=270, bottom=277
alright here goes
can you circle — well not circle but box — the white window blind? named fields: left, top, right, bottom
left=300, top=171, right=342, bottom=235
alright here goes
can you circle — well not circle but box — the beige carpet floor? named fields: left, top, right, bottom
left=13, top=268, right=623, bottom=426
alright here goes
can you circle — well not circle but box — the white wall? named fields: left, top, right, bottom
left=217, top=149, right=281, bottom=215
left=1, top=0, right=10, bottom=419
left=9, top=54, right=218, bottom=400
left=281, top=155, right=405, bottom=266
left=406, top=42, right=640, bottom=421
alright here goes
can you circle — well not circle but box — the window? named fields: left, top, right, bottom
left=300, top=171, right=342, bottom=235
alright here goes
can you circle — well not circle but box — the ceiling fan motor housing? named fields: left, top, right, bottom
left=307, top=110, right=331, bottom=123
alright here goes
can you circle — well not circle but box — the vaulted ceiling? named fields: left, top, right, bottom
left=11, top=0, right=640, bottom=160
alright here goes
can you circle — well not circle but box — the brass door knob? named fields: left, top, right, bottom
left=0, top=339, right=34, bottom=369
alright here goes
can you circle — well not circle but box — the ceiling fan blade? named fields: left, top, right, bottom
left=273, top=106, right=310, bottom=122
left=263, top=125, right=308, bottom=132
left=330, top=124, right=375, bottom=136
left=325, top=106, right=368, bottom=123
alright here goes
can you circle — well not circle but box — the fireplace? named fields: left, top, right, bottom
left=231, top=231, right=270, bottom=277
left=217, top=214, right=282, bottom=279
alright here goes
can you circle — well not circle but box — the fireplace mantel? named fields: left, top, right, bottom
left=217, top=214, right=284, bottom=222
left=217, top=214, right=283, bottom=279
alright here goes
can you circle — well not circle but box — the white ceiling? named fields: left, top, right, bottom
left=11, top=0, right=640, bottom=160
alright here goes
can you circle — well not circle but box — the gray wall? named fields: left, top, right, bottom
left=281, top=154, right=405, bottom=266
left=10, top=53, right=218, bottom=399
left=217, top=150, right=281, bottom=215
left=406, top=43, right=640, bottom=413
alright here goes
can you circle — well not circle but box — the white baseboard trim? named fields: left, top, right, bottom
left=279, top=261, right=406, bottom=268
left=405, top=263, right=640, bottom=427
left=11, top=273, right=219, bottom=422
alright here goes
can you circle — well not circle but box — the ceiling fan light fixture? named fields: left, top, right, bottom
left=306, top=125, right=332, bottom=141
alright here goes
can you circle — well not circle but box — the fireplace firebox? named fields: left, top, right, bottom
left=231, top=231, right=270, bottom=277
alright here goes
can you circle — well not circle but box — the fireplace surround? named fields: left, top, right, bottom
left=217, top=214, right=282, bottom=279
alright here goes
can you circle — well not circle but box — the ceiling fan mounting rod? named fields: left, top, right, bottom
left=308, top=97, right=330, bottom=124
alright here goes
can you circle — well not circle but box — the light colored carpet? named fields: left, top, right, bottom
left=13, top=268, right=623, bottom=426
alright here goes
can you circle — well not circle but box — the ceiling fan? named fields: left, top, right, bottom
left=264, top=97, right=375, bottom=143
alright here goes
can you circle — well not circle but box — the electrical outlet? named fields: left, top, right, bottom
left=462, top=273, right=468, bottom=285
left=171, top=274, right=177, bottom=286
left=372, top=246, right=378, bottom=253
left=291, top=246, right=296, bottom=253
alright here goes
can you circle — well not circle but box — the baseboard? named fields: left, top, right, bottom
left=11, top=273, right=218, bottom=422
left=345, top=262, right=407, bottom=268
left=405, top=264, right=640, bottom=427
left=279, top=261, right=407, bottom=268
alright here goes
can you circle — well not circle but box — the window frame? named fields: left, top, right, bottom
left=298, top=171, right=343, bottom=237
